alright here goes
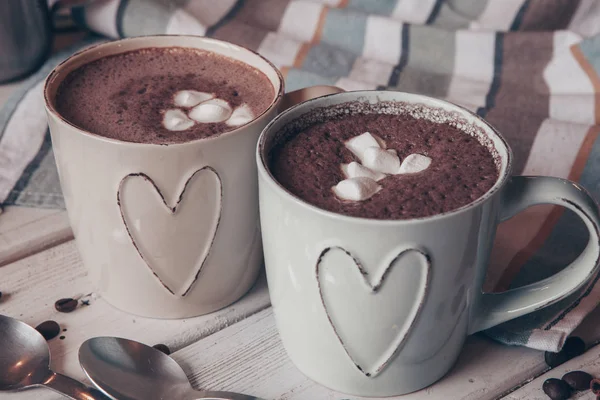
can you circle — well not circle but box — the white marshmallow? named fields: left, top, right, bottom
left=341, top=161, right=386, bottom=181
left=333, top=177, right=381, bottom=201
left=226, top=103, right=254, bottom=127
left=173, top=90, right=214, bottom=107
left=162, top=109, right=195, bottom=131
left=398, top=154, right=432, bottom=174
left=189, top=98, right=233, bottom=123
left=362, top=146, right=401, bottom=174
left=345, top=132, right=386, bottom=161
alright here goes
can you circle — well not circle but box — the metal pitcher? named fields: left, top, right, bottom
left=0, top=0, right=52, bottom=83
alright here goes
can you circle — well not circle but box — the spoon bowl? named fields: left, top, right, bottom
left=0, top=315, right=51, bottom=390
left=0, top=314, right=109, bottom=399
left=80, top=337, right=262, bottom=400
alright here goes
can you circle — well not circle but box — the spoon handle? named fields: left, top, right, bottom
left=42, top=372, right=111, bottom=400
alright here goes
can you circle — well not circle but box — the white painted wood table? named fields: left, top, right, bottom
left=3, top=42, right=600, bottom=400
left=4, top=205, right=600, bottom=400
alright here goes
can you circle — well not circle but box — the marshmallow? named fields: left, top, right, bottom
left=189, top=98, right=233, bottom=123
left=163, top=109, right=195, bottom=131
left=226, top=104, right=254, bottom=127
left=341, top=161, right=386, bottom=181
left=398, top=154, right=432, bottom=174
left=333, top=177, right=381, bottom=201
left=362, top=146, right=401, bottom=174
left=345, top=132, right=386, bottom=161
left=174, top=90, right=214, bottom=107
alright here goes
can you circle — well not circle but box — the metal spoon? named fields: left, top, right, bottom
left=0, top=314, right=109, bottom=399
left=79, top=337, right=262, bottom=400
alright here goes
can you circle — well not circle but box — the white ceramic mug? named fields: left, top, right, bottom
left=257, top=90, right=600, bottom=397
left=44, top=35, right=340, bottom=319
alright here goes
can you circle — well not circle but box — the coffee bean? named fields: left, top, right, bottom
left=543, top=378, right=571, bottom=400
left=563, top=336, right=586, bottom=358
left=545, top=351, right=569, bottom=368
left=562, top=370, right=593, bottom=390
left=35, top=320, right=60, bottom=341
left=591, top=378, right=600, bottom=394
left=544, top=337, right=586, bottom=368
left=153, top=344, right=170, bottom=355
left=55, top=298, right=78, bottom=313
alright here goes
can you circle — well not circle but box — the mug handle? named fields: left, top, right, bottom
left=469, top=176, right=600, bottom=334
left=280, top=85, right=345, bottom=112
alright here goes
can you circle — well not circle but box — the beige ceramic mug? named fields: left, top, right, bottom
left=44, top=35, right=341, bottom=318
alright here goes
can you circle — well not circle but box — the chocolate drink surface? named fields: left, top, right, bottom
left=270, top=102, right=500, bottom=220
left=55, top=47, right=274, bottom=144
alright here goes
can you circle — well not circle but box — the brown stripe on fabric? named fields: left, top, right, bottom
left=294, top=43, right=312, bottom=68
left=280, top=66, right=290, bottom=79
left=234, top=0, right=291, bottom=32
left=572, top=46, right=600, bottom=124
left=210, top=0, right=290, bottom=51
left=313, top=6, right=329, bottom=43
left=484, top=32, right=554, bottom=174
left=494, top=125, right=600, bottom=291
left=338, top=0, right=350, bottom=8
left=211, top=22, right=268, bottom=51
left=519, top=0, right=581, bottom=31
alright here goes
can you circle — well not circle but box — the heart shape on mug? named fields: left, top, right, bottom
left=117, top=167, right=222, bottom=297
left=317, top=246, right=431, bottom=377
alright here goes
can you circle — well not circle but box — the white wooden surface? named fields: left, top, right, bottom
left=0, top=206, right=71, bottom=266
left=168, top=308, right=568, bottom=400
left=1, top=193, right=600, bottom=400
left=0, top=240, right=271, bottom=400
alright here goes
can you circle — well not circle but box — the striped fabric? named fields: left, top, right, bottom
left=2, top=0, right=600, bottom=351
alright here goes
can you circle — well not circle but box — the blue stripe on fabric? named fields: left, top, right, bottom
left=205, top=0, right=246, bottom=38
left=285, top=69, right=339, bottom=92
left=477, top=32, right=504, bottom=117
left=116, top=0, right=129, bottom=38
left=510, top=0, right=531, bottom=31
left=71, top=6, right=87, bottom=29
left=321, top=8, right=367, bottom=55
left=302, top=43, right=357, bottom=78
left=347, top=0, right=398, bottom=16
left=426, top=0, right=444, bottom=24
left=5, top=130, right=52, bottom=205
left=579, top=35, right=600, bottom=77
left=387, top=24, right=410, bottom=87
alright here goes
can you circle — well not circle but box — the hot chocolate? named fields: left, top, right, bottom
left=55, top=47, right=274, bottom=144
left=270, top=102, right=500, bottom=220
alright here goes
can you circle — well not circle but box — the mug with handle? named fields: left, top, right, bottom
left=257, top=90, right=600, bottom=397
left=44, top=35, right=342, bottom=318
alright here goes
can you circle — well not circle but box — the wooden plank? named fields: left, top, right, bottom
left=0, top=240, right=271, bottom=400
left=5, top=237, right=600, bottom=399
left=0, top=206, right=72, bottom=266
left=167, top=308, right=547, bottom=400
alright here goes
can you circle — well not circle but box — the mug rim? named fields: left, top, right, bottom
left=257, top=90, right=514, bottom=225
left=43, top=35, right=285, bottom=147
